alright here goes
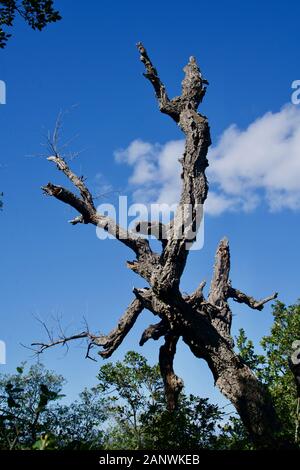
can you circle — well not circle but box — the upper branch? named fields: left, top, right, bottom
left=42, top=183, right=94, bottom=222
left=43, top=154, right=155, bottom=268
left=208, top=238, right=278, bottom=311
left=204, top=237, right=277, bottom=343
left=137, top=42, right=180, bottom=121
left=181, top=56, right=208, bottom=109
left=208, top=238, right=230, bottom=306
left=137, top=43, right=211, bottom=294
left=47, top=155, right=95, bottom=208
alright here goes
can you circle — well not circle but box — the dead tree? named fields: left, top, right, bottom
left=37, top=43, right=281, bottom=447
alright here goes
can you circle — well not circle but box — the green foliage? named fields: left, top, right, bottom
left=98, top=351, right=164, bottom=450
left=97, top=351, right=222, bottom=450
left=0, top=355, right=224, bottom=450
left=0, top=363, right=65, bottom=449
left=46, top=388, right=106, bottom=450
left=0, top=363, right=106, bottom=450
left=6, top=337, right=298, bottom=451
left=98, top=351, right=162, bottom=409
left=236, top=328, right=265, bottom=371
left=1, top=308, right=299, bottom=451
left=141, top=395, right=222, bottom=450
left=0, top=0, right=61, bottom=48
left=216, top=416, right=253, bottom=450
left=233, top=300, right=300, bottom=446
left=259, top=301, right=300, bottom=441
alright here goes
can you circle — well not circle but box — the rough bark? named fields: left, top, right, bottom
left=96, top=299, right=144, bottom=358
left=36, top=43, right=282, bottom=447
left=159, top=334, right=183, bottom=411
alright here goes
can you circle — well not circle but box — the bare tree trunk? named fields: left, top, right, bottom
left=35, top=43, right=282, bottom=447
left=182, top=315, right=279, bottom=446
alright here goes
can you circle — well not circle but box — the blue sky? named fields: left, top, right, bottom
left=0, top=0, right=300, bottom=408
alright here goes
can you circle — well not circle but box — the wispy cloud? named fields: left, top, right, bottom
left=114, top=105, right=300, bottom=215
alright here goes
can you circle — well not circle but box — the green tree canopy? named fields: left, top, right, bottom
left=0, top=363, right=106, bottom=449
left=0, top=0, right=61, bottom=48
left=0, top=363, right=64, bottom=449
left=0, top=356, right=224, bottom=450
left=219, top=300, right=300, bottom=448
left=97, top=351, right=222, bottom=450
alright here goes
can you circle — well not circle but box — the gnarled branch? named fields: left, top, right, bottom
left=42, top=154, right=155, bottom=269
left=206, top=238, right=277, bottom=342
left=31, top=329, right=100, bottom=360
left=228, top=288, right=278, bottom=311
left=137, top=42, right=180, bottom=121
left=42, top=183, right=93, bottom=222
left=159, top=334, right=184, bottom=411
left=32, top=298, right=144, bottom=360
left=97, top=298, right=144, bottom=358
left=47, top=155, right=95, bottom=208
left=138, top=43, right=210, bottom=293
left=208, top=237, right=230, bottom=306
left=187, top=280, right=206, bottom=306
left=135, top=220, right=168, bottom=248
left=139, top=320, right=168, bottom=346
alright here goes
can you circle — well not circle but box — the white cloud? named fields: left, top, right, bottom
left=208, top=105, right=300, bottom=212
left=114, top=105, right=300, bottom=215
left=115, top=139, right=155, bottom=165
left=114, top=139, right=183, bottom=204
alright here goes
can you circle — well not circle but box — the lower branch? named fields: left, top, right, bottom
left=31, top=299, right=144, bottom=360
left=31, top=330, right=99, bottom=357
left=139, top=320, right=168, bottom=346
left=228, top=287, right=278, bottom=311
left=97, top=298, right=144, bottom=358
